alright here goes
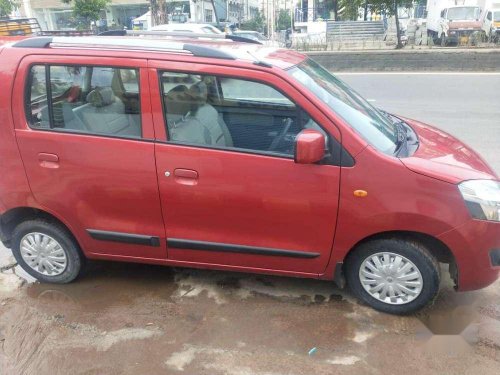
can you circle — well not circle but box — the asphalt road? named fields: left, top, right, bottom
left=339, top=72, right=500, bottom=173
left=0, top=73, right=499, bottom=375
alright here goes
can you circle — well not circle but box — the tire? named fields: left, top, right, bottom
left=345, top=238, right=440, bottom=315
left=11, top=219, right=84, bottom=283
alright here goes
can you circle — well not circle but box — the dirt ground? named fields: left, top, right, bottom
left=0, top=244, right=499, bottom=375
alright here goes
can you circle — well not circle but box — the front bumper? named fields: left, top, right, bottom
left=447, top=29, right=481, bottom=42
left=438, top=219, right=500, bottom=291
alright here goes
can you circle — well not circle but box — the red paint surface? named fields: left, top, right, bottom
left=0, top=41, right=496, bottom=291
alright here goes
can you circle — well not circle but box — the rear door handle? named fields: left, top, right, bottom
left=38, top=153, right=59, bottom=169
left=172, top=168, right=198, bottom=186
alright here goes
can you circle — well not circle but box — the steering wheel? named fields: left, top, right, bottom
left=269, top=118, right=292, bottom=151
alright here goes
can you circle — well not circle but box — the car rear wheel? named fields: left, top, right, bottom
left=11, top=219, right=84, bottom=283
left=345, top=239, right=440, bottom=315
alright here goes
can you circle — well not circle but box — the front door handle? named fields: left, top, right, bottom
left=173, top=168, right=198, bottom=186
left=38, top=153, right=59, bottom=169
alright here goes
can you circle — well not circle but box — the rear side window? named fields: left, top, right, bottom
left=25, top=64, right=142, bottom=138
left=27, top=66, right=49, bottom=128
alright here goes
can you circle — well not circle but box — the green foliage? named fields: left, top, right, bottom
left=338, top=0, right=363, bottom=21
left=0, top=0, right=18, bottom=17
left=240, top=10, right=265, bottom=32
left=369, top=0, right=414, bottom=15
left=369, top=1, right=415, bottom=49
left=62, top=0, right=111, bottom=23
left=276, top=9, right=291, bottom=31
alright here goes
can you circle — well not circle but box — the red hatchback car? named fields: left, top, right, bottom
left=0, top=35, right=498, bottom=314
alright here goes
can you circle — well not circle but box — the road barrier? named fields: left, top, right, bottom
left=306, top=48, right=500, bottom=72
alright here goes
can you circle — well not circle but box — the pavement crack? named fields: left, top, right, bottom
left=0, top=263, right=18, bottom=273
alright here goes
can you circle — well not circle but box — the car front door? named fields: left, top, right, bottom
left=12, top=55, right=166, bottom=260
left=149, top=61, right=342, bottom=275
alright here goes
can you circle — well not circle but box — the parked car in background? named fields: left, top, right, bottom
left=150, top=23, right=222, bottom=34
left=0, top=35, right=498, bottom=315
left=232, top=30, right=268, bottom=42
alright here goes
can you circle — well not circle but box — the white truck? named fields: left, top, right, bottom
left=482, top=1, right=500, bottom=40
left=426, top=0, right=495, bottom=45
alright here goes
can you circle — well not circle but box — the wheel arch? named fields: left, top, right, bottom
left=340, top=230, right=457, bottom=287
left=344, top=230, right=455, bottom=264
left=0, top=206, right=81, bottom=251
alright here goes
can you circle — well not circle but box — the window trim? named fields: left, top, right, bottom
left=157, top=139, right=296, bottom=160
left=157, top=69, right=336, bottom=162
left=24, top=62, right=145, bottom=140
left=21, top=126, right=154, bottom=143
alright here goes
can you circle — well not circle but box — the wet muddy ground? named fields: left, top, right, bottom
left=1, top=244, right=499, bottom=375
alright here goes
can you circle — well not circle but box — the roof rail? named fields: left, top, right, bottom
left=122, top=30, right=262, bottom=45
left=11, top=36, right=236, bottom=60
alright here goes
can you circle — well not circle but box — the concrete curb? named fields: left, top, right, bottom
left=305, top=49, right=500, bottom=72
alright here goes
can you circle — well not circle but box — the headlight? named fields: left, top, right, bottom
left=458, top=180, right=500, bottom=222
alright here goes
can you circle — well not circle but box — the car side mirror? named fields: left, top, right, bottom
left=294, top=129, right=325, bottom=164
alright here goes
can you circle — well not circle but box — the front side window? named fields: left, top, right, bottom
left=160, top=71, right=329, bottom=157
left=287, top=59, right=398, bottom=155
left=26, top=64, right=142, bottom=138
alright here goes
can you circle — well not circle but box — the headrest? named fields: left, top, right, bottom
left=86, top=87, right=115, bottom=107
left=165, top=85, right=191, bottom=116
left=187, top=81, right=208, bottom=105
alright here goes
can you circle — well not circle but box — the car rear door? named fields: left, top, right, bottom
left=12, top=55, right=166, bottom=260
left=148, top=60, right=342, bottom=275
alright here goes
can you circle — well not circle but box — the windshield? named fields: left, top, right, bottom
left=447, top=7, right=481, bottom=20
left=287, top=59, right=398, bottom=155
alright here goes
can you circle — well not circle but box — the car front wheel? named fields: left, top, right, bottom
left=345, top=239, right=440, bottom=315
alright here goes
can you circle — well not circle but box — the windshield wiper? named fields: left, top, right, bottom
left=394, top=122, right=409, bottom=156
left=378, top=109, right=411, bottom=156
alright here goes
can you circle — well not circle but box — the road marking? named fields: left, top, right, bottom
left=337, top=72, right=500, bottom=76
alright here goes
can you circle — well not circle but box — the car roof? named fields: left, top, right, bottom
left=9, top=35, right=306, bottom=70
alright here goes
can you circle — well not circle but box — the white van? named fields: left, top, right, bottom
left=483, top=6, right=500, bottom=40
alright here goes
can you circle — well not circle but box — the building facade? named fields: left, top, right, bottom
left=17, top=0, right=259, bottom=30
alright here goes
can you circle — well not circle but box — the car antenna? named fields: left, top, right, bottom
left=246, top=50, right=272, bottom=68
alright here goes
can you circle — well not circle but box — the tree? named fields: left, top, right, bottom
left=240, top=10, right=265, bottom=33
left=370, top=0, right=414, bottom=49
left=0, top=0, right=18, bottom=18
left=62, top=0, right=110, bottom=27
left=150, top=0, right=167, bottom=26
left=276, top=9, right=291, bottom=31
left=338, top=0, right=363, bottom=21
left=210, top=0, right=219, bottom=26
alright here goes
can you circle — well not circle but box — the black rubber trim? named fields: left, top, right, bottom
left=167, top=238, right=320, bottom=258
left=334, top=262, right=346, bottom=288
left=490, top=249, right=500, bottom=267
left=13, top=37, right=53, bottom=48
left=87, top=229, right=160, bottom=247
left=184, top=44, right=236, bottom=60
